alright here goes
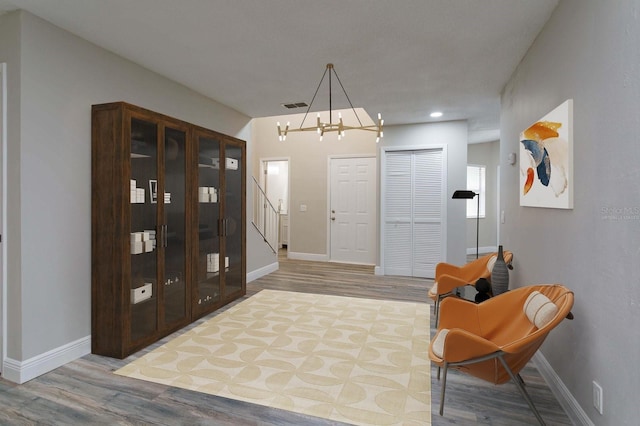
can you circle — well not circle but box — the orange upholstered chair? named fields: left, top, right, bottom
left=428, top=251, right=513, bottom=324
left=429, top=284, right=574, bottom=425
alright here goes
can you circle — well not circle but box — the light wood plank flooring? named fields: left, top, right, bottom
left=0, top=252, right=572, bottom=425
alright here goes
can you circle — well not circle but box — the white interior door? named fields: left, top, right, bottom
left=383, top=148, right=444, bottom=278
left=330, top=157, right=376, bottom=264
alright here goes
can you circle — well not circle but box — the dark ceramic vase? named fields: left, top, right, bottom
left=491, top=245, right=509, bottom=296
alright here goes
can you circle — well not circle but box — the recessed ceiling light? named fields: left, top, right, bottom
left=430, top=111, right=443, bottom=118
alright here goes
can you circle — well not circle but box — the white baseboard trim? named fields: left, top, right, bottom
left=533, top=351, right=593, bottom=426
left=2, top=335, right=91, bottom=384
left=287, top=252, right=329, bottom=262
left=247, top=261, right=279, bottom=283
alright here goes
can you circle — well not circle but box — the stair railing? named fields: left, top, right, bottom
left=251, top=176, right=279, bottom=253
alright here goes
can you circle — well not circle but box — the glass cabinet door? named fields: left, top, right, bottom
left=195, top=134, right=221, bottom=310
left=162, top=126, right=187, bottom=325
left=223, top=143, right=244, bottom=296
left=129, top=117, right=158, bottom=342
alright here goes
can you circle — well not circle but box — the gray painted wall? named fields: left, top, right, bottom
left=0, top=9, right=23, bottom=364
left=0, top=11, right=258, bottom=363
left=500, top=0, right=639, bottom=424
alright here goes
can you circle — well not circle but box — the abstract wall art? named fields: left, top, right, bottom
left=519, top=99, right=573, bottom=209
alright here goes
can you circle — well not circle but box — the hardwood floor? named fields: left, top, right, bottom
left=0, top=252, right=571, bottom=425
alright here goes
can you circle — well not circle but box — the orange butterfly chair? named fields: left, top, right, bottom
left=428, top=251, right=513, bottom=325
left=429, top=284, right=574, bottom=425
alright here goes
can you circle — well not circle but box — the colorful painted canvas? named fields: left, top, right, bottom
left=519, top=99, right=573, bottom=209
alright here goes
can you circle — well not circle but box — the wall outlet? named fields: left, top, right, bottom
left=593, top=381, right=603, bottom=415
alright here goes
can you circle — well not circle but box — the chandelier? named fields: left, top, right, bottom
left=277, top=63, right=384, bottom=142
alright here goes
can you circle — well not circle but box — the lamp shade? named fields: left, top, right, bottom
left=452, top=190, right=477, bottom=199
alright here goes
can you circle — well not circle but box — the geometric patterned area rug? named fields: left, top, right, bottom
left=116, top=290, right=431, bottom=425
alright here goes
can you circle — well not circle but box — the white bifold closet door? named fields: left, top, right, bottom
left=384, top=149, right=444, bottom=278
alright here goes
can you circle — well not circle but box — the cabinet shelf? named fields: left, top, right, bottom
left=131, top=139, right=154, bottom=158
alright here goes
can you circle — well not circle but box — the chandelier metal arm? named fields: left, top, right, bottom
left=287, top=124, right=380, bottom=133
left=299, top=65, right=330, bottom=131
left=331, top=67, right=364, bottom=128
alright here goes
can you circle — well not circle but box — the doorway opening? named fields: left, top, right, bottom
left=261, top=159, right=289, bottom=256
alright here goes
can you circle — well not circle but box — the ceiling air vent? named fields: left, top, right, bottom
left=282, top=102, right=308, bottom=109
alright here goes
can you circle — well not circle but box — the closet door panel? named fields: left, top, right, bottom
left=384, top=222, right=412, bottom=276
left=383, top=152, right=412, bottom=275
left=412, top=150, right=444, bottom=278
left=383, top=149, right=444, bottom=278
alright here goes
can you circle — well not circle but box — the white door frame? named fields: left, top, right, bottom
left=259, top=157, right=290, bottom=212
left=1, top=62, right=7, bottom=372
left=378, top=144, right=448, bottom=276
left=259, top=157, right=290, bottom=249
left=327, top=154, right=377, bottom=264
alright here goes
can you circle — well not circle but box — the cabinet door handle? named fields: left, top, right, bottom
left=163, top=224, right=168, bottom=247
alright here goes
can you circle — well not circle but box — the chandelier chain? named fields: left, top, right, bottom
left=299, top=65, right=330, bottom=130
left=332, top=69, right=364, bottom=128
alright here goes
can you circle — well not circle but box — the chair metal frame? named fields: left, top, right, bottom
left=438, top=351, right=546, bottom=425
left=433, top=290, right=452, bottom=326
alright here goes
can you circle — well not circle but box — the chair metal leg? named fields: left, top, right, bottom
left=435, top=294, right=447, bottom=326
left=498, top=355, right=546, bottom=426
left=517, top=373, right=526, bottom=386
left=434, top=292, right=455, bottom=327
left=439, top=362, right=449, bottom=416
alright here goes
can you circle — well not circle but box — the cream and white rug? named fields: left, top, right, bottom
left=116, top=290, right=431, bottom=425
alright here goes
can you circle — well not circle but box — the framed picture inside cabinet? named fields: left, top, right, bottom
left=149, top=179, right=158, bottom=204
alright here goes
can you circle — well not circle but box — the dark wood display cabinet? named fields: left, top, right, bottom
left=91, top=102, right=246, bottom=359
left=192, top=127, right=246, bottom=318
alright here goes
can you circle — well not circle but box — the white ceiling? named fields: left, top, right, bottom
left=0, top=0, right=558, bottom=141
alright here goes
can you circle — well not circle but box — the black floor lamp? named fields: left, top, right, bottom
left=452, top=190, right=479, bottom=259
